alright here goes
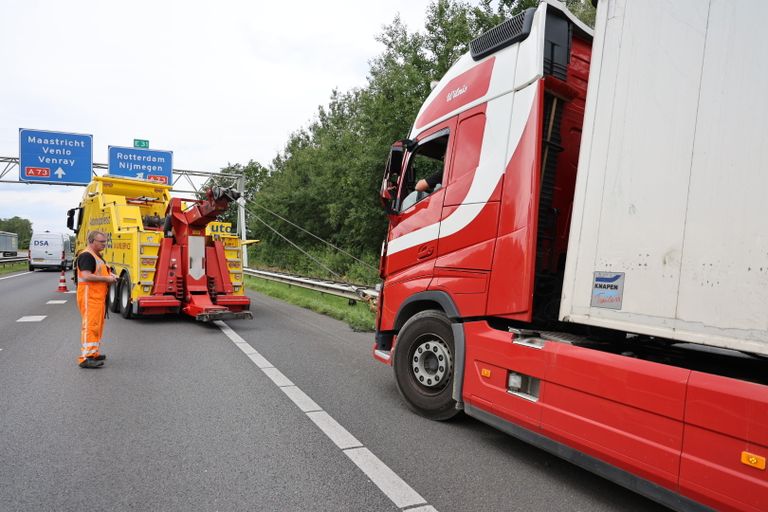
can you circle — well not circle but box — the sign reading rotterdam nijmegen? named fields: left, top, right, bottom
left=108, top=146, right=173, bottom=184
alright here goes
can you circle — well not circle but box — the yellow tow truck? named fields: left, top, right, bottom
left=67, top=175, right=251, bottom=321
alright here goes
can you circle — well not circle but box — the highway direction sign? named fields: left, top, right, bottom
left=108, top=146, right=173, bottom=184
left=19, top=129, right=93, bottom=185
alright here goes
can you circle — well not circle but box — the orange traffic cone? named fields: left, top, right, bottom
left=57, top=270, right=69, bottom=292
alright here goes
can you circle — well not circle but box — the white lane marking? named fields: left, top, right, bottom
left=17, top=316, right=46, bottom=322
left=217, top=322, right=277, bottom=368
left=214, top=320, right=435, bottom=511
left=234, top=342, right=257, bottom=355
left=47, top=300, right=67, bottom=304
left=306, top=411, right=363, bottom=450
left=281, top=386, right=322, bottom=413
left=0, top=271, right=33, bottom=281
left=65, top=290, right=76, bottom=294
left=262, top=367, right=294, bottom=387
left=247, top=352, right=273, bottom=369
left=216, top=321, right=249, bottom=343
left=344, top=447, right=428, bottom=509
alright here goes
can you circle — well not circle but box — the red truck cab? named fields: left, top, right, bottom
left=374, top=2, right=767, bottom=511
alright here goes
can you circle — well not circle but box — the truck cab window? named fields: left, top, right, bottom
left=399, top=133, right=449, bottom=212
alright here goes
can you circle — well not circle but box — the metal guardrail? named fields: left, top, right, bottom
left=243, top=268, right=379, bottom=304
left=0, top=257, right=27, bottom=267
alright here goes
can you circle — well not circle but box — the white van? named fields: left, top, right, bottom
left=28, top=231, right=74, bottom=271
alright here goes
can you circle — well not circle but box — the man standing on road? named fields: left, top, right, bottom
left=76, top=230, right=118, bottom=369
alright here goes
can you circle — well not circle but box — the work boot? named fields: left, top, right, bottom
left=79, top=358, right=104, bottom=369
left=93, top=354, right=106, bottom=361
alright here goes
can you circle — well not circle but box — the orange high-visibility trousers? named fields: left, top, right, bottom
left=76, top=249, right=110, bottom=363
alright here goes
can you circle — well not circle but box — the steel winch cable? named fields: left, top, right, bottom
left=250, top=213, right=342, bottom=280
left=249, top=202, right=378, bottom=272
left=201, top=178, right=378, bottom=280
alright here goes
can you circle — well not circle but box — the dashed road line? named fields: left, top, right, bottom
left=0, top=271, right=33, bottom=281
left=46, top=300, right=67, bottom=304
left=17, top=316, right=47, bottom=322
left=215, top=320, right=435, bottom=511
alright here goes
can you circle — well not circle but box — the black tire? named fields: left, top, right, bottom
left=393, top=310, right=458, bottom=421
left=107, top=281, right=120, bottom=313
left=28, top=264, right=34, bottom=271
left=119, top=273, right=133, bottom=319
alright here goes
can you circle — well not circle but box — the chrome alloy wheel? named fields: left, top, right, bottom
left=411, top=335, right=452, bottom=389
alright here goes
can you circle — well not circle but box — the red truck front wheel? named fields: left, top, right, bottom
left=393, top=310, right=458, bottom=421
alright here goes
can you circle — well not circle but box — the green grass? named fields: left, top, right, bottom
left=244, top=276, right=376, bottom=332
left=0, top=262, right=26, bottom=275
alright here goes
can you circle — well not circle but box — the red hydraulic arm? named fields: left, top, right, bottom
left=152, top=187, right=251, bottom=321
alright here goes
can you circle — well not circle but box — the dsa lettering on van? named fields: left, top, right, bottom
left=33, top=240, right=50, bottom=246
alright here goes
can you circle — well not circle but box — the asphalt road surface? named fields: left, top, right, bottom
left=0, top=270, right=668, bottom=511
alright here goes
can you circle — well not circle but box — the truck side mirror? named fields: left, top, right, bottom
left=380, top=140, right=411, bottom=215
left=66, top=209, right=75, bottom=231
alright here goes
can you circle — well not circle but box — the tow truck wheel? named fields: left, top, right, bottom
left=107, top=281, right=120, bottom=313
left=119, top=273, right=133, bottom=319
left=393, top=310, right=458, bottom=421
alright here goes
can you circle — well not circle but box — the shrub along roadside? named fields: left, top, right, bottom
left=244, top=276, right=376, bottom=332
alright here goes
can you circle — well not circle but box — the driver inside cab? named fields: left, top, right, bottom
left=415, top=171, right=442, bottom=193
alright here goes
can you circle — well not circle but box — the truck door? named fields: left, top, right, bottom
left=429, top=106, right=496, bottom=316
left=384, top=119, right=456, bottom=280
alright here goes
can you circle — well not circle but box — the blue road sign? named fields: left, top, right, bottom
left=19, top=128, right=93, bottom=185
left=108, top=146, right=173, bottom=184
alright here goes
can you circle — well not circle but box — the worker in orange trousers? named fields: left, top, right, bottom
left=75, top=230, right=118, bottom=369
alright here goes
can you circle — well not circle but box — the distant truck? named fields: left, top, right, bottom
left=0, top=231, right=18, bottom=257
left=67, top=175, right=251, bottom=321
left=28, top=231, right=73, bottom=270
left=375, top=1, right=767, bottom=511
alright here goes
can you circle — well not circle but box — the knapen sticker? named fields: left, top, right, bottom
left=591, top=272, right=625, bottom=310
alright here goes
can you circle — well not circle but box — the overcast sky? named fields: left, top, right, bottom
left=0, top=0, right=431, bottom=233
